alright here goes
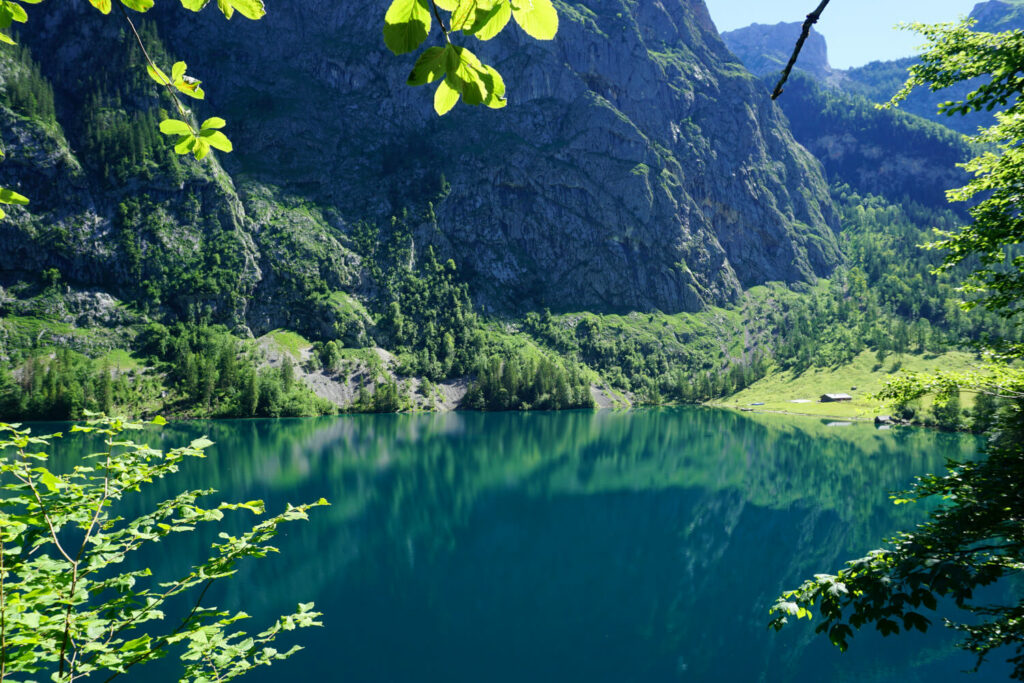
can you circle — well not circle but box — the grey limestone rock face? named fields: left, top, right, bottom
left=145, top=0, right=841, bottom=313
left=13, top=0, right=841, bottom=320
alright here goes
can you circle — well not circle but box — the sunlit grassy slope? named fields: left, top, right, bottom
left=712, top=350, right=982, bottom=420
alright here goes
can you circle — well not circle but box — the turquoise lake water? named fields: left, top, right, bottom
left=40, top=407, right=1016, bottom=681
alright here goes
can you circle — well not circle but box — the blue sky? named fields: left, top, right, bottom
left=704, top=0, right=983, bottom=68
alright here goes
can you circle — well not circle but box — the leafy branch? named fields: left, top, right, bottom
left=0, top=415, right=327, bottom=681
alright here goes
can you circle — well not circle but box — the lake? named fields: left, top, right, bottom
left=48, top=407, right=1014, bottom=681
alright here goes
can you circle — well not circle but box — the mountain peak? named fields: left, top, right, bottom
left=970, top=0, right=1024, bottom=32
left=720, top=21, right=838, bottom=85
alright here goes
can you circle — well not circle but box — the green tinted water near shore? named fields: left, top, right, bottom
left=46, top=408, right=1009, bottom=681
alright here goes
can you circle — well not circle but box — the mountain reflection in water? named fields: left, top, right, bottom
left=43, top=407, right=1008, bottom=682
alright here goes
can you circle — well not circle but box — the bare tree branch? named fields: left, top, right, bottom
left=771, top=0, right=831, bottom=100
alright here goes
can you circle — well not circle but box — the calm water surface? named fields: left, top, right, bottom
left=49, top=407, right=1014, bottom=681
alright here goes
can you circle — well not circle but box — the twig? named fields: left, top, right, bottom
left=771, top=0, right=831, bottom=100
left=11, top=470, right=73, bottom=564
left=59, top=453, right=113, bottom=679
left=116, top=3, right=189, bottom=119
left=429, top=0, right=450, bottom=43
left=100, top=578, right=215, bottom=682
left=1, top=537, right=6, bottom=682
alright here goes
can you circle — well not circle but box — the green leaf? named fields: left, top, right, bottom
left=466, top=0, right=511, bottom=40
left=159, top=118, right=194, bottom=136
left=3, top=1, right=28, bottom=23
left=0, top=187, right=29, bottom=205
left=0, top=32, right=14, bottom=45
left=190, top=437, right=215, bottom=450
left=201, top=116, right=227, bottom=130
left=481, top=64, right=507, bottom=109
left=216, top=0, right=264, bottom=19
left=451, top=0, right=477, bottom=32
left=175, top=76, right=205, bottom=100
left=877, top=618, right=900, bottom=636
left=407, top=46, right=449, bottom=86
left=147, top=63, right=171, bottom=86
left=151, top=415, right=168, bottom=425
left=88, top=0, right=112, bottom=14
left=37, top=468, right=62, bottom=492
left=434, top=77, right=460, bottom=115
left=191, top=138, right=210, bottom=159
left=198, top=129, right=233, bottom=152
left=120, top=0, right=155, bottom=11
left=446, top=46, right=490, bottom=105
left=511, top=0, right=557, bottom=40
left=174, top=134, right=196, bottom=155
left=383, top=0, right=431, bottom=55
left=171, top=61, right=187, bottom=82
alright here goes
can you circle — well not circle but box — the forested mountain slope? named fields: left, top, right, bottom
left=767, top=73, right=972, bottom=212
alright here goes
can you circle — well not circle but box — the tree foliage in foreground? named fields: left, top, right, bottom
left=770, top=18, right=1024, bottom=677
left=892, top=20, right=1024, bottom=317
left=0, top=416, right=326, bottom=681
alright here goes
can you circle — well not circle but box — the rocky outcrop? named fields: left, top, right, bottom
left=721, top=22, right=841, bottom=86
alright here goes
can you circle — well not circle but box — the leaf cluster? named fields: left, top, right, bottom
left=89, top=0, right=264, bottom=21
left=0, top=0, right=41, bottom=47
left=159, top=116, right=232, bottom=161
left=0, top=0, right=266, bottom=214
left=769, top=403, right=1024, bottom=676
left=383, top=0, right=557, bottom=114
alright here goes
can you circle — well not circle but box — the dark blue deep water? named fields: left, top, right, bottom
left=44, top=407, right=1016, bottom=681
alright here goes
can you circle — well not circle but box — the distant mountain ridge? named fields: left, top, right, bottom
left=721, top=0, right=1024, bottom=135
left=719, top=22, right=840, bottom=87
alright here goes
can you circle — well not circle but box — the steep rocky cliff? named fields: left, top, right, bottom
left=3, top=0, right=841, bottom=330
